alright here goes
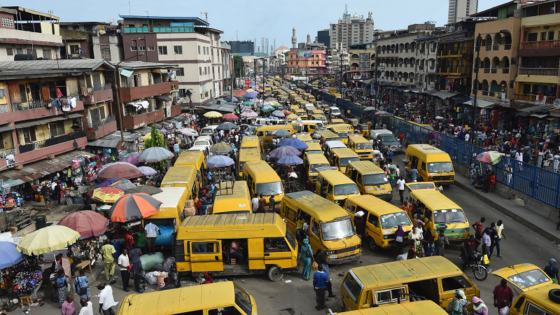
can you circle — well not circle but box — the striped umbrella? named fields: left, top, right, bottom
left=137, top=147, right=174, bottom=163
left=108, top=193, right=162, bottom=223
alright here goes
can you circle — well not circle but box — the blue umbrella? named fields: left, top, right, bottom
left=245, top=92, right=258, bottom=98
left=207, top=155, right=235, bottom=168
left=0, top=242, right=26, bottom=268
left=272, top=129, right=291, bottom=137
left=277, top=155, right=304, bottom=165
left=269, top=146, right=301, bottom=159
left=278, top=138, right=309, bottom=150
left=224, top=96, right=238, bottom=102
left=94, top=178, right=121, bottom=189
left=272, top=110, right=285, bottom=118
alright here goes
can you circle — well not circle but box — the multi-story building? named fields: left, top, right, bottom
left=515, top=0, right=560, bottom=105
left=92, top=25, right=123, bottom=63
left=470, top=1, right=520, bottom=105
left=329, top=8, right=374, bottom=50
left=221, top=42, right=232, bottom=94
left=274, top=46, right=290, bottom=72
left=347, top=42, right=375, bottom=80
left=119, top=15, right=224, bottom=108
left=448, top=0, right=479, bottom=24
left=287, top=49, right=327, bottom=76
left=230, top=41, right=254, bottom=54
left=59, top=22, right=112, bottom=59
left=317, top=29, right=330, bottom=48
left=414, top=36, right=439, bottom=90
left=0, top=6, right=62, bottom=61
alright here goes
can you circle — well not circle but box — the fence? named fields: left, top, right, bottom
left=307, top=85, right=560, bottom=209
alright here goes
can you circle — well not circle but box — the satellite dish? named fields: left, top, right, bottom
left=553, top=99, right=560, bottom=109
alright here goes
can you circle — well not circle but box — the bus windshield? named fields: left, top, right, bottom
left=428, top=162, right=453, bottom=173
left=363, top=173, right=388, bottom=186
left=310, top=164, right=330, bottom=173
left=334, top=184, right=359, bottom=195
left=356, top=143, right=373, bottom=150
left=321, top=218, right=356, bottom=241
left=256, top=181, right=283, bottom=196
left=380, top=212, right=412, bottom=230
left=234, top=285, right=252, bottom=314
left=340, top=157, right=360, bottom=167
left=434, top=209, right=467, bottom=224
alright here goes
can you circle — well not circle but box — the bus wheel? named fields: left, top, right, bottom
left=368, top=237, right=381, bottom=252
left=267, top=266, right=283, bottom=282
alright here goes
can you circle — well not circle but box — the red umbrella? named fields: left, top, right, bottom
left=58, top=211, right=109, bottom=239
left=282, top=110, right=291, bottom=115
left=108, top=193, right=162, bottom=223
left=97, top=162, right=142, bottom=180
left=233, top=90, right=246, bottom=97
left=222, top=113, right=239, bottom=121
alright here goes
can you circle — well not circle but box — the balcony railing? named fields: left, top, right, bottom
left=491, top=69, right=498, bottom=74
left=504, top=44, right=511, bottom=50
left=11, top=100, right=44, bottom=111
left=519, top=67, right=558, bottom=76
left=92, top=83, right=112, bottom=92
left=87, top=115, right=116, bottom=130
left=515, top=93, right=557, bottom=104
left=484, top=68, right=490, bottom=73
left=502, top=68, right=510, bottom=74
left=18, top=131, right=86, bottom=154
left=520, top=40, right=560, bottom=50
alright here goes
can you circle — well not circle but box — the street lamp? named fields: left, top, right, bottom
left=472, top=29, right=510, bottom=134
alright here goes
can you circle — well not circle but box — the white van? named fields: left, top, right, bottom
left=371, top=129, right=402, bottom=152
left=199, top=125, right=218, bottom=137
left=328, top=107, right=341, bottom=118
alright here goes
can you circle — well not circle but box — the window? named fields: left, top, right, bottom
left=139, top=46, right=146, bottom=51
left=174, top=311, right=202, bottom=315
left=375, top=287, right=406, bottom=304
left=176, top=68, right=185, bottom=76
left=198, top=45, right=201, bottom=54
left=70, top=45, right=80, bottom=54
left=147, top=46, right=155, bottom=51
left=541, top=32, right=547, bottom=41
left=527, top=33, right=538, bottom=42
left=6, top=48, right=13, bottom=56
left=524, top=303, right=553, bottom=315
left=368, top=213, right=379, bottom=228
left=49, top=121, right=65, bottom=138
left=130, top=46, right=137, bottom=51
left=1, top=17, right=14, bottom=28
left=158, top=46, right=168, bottom=55
left=208, top=307, right=242, bottom=315
left=345, top=202, right=356, bottom=213
left=343, top=273, right=363, bottom=303
left=265, top=238, right=291, bottom=252
left=42, top=49, right=51, bottom=60
left=174, top=46, right=183, bottom=54
left=19, top=84, right=27, bottom=103
left=22, top=128, right=37, bottom=143
left=101, top=48, right=111, bottom=59
left=441, top=276, right=472, bottom=292
left=199, top=67, right=202, bottom=75
left=0, top=89, right=5, bottom=97
left=192, top=242, right=218, bottom=253
left=548, top=31, right=555, bottom=41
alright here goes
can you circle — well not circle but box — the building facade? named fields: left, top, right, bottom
left=449, top=0, right=479, bottom=24
left=287, top=50, right=327, bottom=75
left=414, top=36, right=439, bottom=90
left=230, top=41, right=254, bottom=54
left=347, top=42, right=375, bottom=80
left=92, top=25, right=123, bottom=63
left=119, top=15, right=224, bottom=108
left=318, top=29, right=330, bottom=48
left=329, top=9, right=374, bottom=50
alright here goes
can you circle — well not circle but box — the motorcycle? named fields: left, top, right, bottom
left=459, top=251, right=489, bottom=281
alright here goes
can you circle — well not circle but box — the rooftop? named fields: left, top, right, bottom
left=0, top=59, right=114, bottom=79
left=115, top=61, right=179, bottom=70
left=3, top=6, right=59, bottom=20
left=470, top=0, right=516, bottom=17
left=118, top=15, right=209, bottom=26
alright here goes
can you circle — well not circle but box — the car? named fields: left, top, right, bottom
left=188, top=136, right=214, bottom=155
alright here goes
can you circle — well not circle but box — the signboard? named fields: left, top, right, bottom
left=535, top=94, right=547, bottom=106
left=297, top=50, right=313, bottom=58
left=244, top=79, right=251, bottom=90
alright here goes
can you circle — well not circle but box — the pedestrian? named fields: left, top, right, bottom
left=74, top=269, right=90, bottom=301
left=395, top=225, right=405, bottom=256
left=313, top=264, right=328, bottom=310
left=97, top=283, right=118, bottom=315
left=493, top=279, right=514, bottom=309
left=144, top=221, right=160, bottom=255
left=396, top=176, right=405, bottom=204
left=410, top=166, right=418, bottom=182
left=423, top=227, right=434, bottom=257
left=354, top=211, right=366, bottom=240
left=498, top=299, right=510, bottom=315
left=446, top=289, right=467, bottom=315
left=406, top=239, right=417, bottom=259
left=117, top=248, right=130, bottom=292
left=494, top=220, right=506, bottom=258
left=258, top=194, right=266, bottom=213
left=54, top=182, right=62, bottom=205
left=316, top=253, right=335, bottom=298
left=124, top=229, right=135, bottom=251
left=472, top=296, right=489, bottom=315
left=78, top=298, right=93, bottom=315
left=251, top=195, right=259, bottom=213
left=544, top=258, right=560, bottom=283
left=388, top=149, right=393, bottom=163
left=128, top=243, right=143, bottom=279
left=268, top=195, right=276, bottom=212
left=55, top=269, right=68, bottom=308
left=61, top=296, right=76, bottom=315
left=136, top=229, right=147, bottom=255
left=100, top=239, right=116, bottom=283
left=482, top=228, right=492, bottom=256
left=409, top=226, right=422, bottom=257
left=295, top=212, right=306, bottom=242
left=434, top=226, right=450, bottom=256
left=305, top=179, right=313, bottom=191
left=41, top=183, right=51, bottom=210
left=298, top=238, right=314, bottom=281
left=472, top=217, right=485, bottom=250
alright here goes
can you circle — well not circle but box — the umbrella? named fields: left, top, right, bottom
left=120, top=153, right=140, bottom=165
left=233, top=90, right=246, bottom=97
left=245, top=89, right=255, bottom=93
left=269, top=146, right=301, bottom=159
left=216, top=122, right=238, bottom=131
left=17, top=226, right=80, bottom=255
left=211, top=142, right=233, bottom=154
left=111, top=179, right=136, bottom=191
left=261, top=106, right=275, bottom=112
left=98, top=162, right=142, bottom=180
left=476, top=151, right=505, bottom=165
left=180, top=128, right=198, bottom=136
left=271, top=102, right=281, bottom=108
left=277, top=155, right=304, bottom=165
left=125, top=186, right=163, bottom=195
left=224, top=96, right=238, bottom=102
left=363, top=107, right=376, bottom=112
left=108, top=193, right=162, bottom=223
left=375, top=111, right=392, bottom=117
left=137, top=166, right=157, bottom=176
left=204, top=111, right=223, bottom=118
left=435, top=116, right=444, bottom=120
left=286, top=114, right=299, bottom=120
left=137, top=147, right=174, bottom=163
left=92, top=187, right=124, bottom=203
left=272, top=129, right=291, bottom=137
left=279, top=138, right=309, bottom=150
left=222, top=113, right=239, bottom=121
left=241, top=111, right=258, bottom=118
left=242, top=101, right=254, bottom=105
left=265, top=97, right=277, bottom=102
left=282, top=110, right=292, bottom=115
left=123, top=152, right=140, bottom=158
left=0, top=242, right=26, bottom=268
left=245, top=92, right=257, bottom=98
left=272, top=110, right=285, bottom=118
left=58, top=211, right=109, bottom=239
left=237, top=96, right=246, bottom=101
left=207, top=155, right=235, bottom=168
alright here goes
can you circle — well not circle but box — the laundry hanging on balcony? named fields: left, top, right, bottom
left=127, top=101, right=150, bottom=111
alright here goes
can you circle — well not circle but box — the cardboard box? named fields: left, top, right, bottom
left=185, top=200, right=195, bottom=208
left=206, top=205, right=213, bottom=215
left=184, top=207, right=196, bottom=217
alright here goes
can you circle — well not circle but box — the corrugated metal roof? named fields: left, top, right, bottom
left=87, top=139, right=122, bottom=148
left=116, top=61, right=179, bottom=70
left=0, top=59, right=114, bottom=72
left=14, top=113, right=83, bottom=129
left=0, top=150, right=94, bottom=184
left=431, top=91, right=460, bottom=99
left=0, top=125, right=15, bottom=133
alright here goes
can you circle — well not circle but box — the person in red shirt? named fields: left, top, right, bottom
left=493, top=279, right=514, bottom=308
left=125, top=230, right=135, bottom=250
left=472, top=218, right=485, bottom=250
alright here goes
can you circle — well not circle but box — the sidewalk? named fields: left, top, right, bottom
left=454, top=171, right=560, bottom=245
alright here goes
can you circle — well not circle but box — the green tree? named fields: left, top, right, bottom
left=233, top=55, right=244, bottom=78
left=144, top=124, right=164, bottom=148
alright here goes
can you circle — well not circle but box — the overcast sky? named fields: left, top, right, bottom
left=25, top=0, right=505, bottom=49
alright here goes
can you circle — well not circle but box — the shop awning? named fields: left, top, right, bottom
left=156, top=95, right=172, bottom=102
left=14, top=113, right=83, bottom=129
left=126, top=101, right=150, bottom=109
left=0, top=150, right=94, bottom=184
left=431, top=91, right=460, bottom=100
left=0, top=125, right=15, bottom=133
left=87, top=139, right=123, bottom=148
left=463, top=98, right=497, bottom=108
left=530, top=114, right=548, bottom=118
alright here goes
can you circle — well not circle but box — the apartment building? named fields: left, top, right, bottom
left=287, top=49, right=327, bottom=75
left=119, top=15, right=224, bottom=109
left=329, top=9, right=374, bottom=50
left=221, top=42, right=232, bottom=94
left=347, top=42, right=375, bottom=80
left=0, top=6, right=62, bottom=61
left=414, top=36, right=439, bottom=90
left=449, top=0, right=479, bottom=24
left=92, top=25, right=124, bottom=63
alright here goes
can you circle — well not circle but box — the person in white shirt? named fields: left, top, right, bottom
left=117, top=249, right=130, bottom=292
left=465, top=132, right=470, bottom=142
left=396, top=176, right=406, bottom=205
left=251, top=196, right=259, bottom=213
left=97, top=284, right=118, bottom=315
left=292, top=134, right=297, bottom=139
left=78, top=299, right=94, bottom=315
left=144, top=222, right=160, bottom=255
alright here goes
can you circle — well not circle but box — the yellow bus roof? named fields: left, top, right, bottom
left=174, top=151, right=205, bottom=167
left=348, top=135, right=370, bottom=144
left=347, top=161, right=384, bottom=174
left=177, top=213, right=285, bottom=239
left=317, top=130, right=339, bottom=138
left=213, top=181, right=251, bottom=214
left=306, top=143, right=323, bottom=151
left=241, top=135, right=260, bottom=148
left=407, top=144, right=450, bottom=160
left=330, top=125, right=352, bottom=132
left=297, top=134, right=313, bottom=141
left=243, top=160, right=280, bottom=183
left=340, top=300, right=448, bottom=315
left=239, top=148, right=261, bottom=161
left=306, top=154, right=330, bottom=164
left=411, top=190, right=461, bottom=211
left=352, top=256, right=463, bottom=289
left=283, top=191, right=350, bottom=222
left=318, top=170, right=356, bottom=185
left=117, top=281, right=237, bottom=315
left=161, top=166, right=196, bottom=188
left=331, top=148, right=359, bottom=158
left=256, top=125, right=293, bottom=132
left=347, top=195, right=405, bottom=216
left=512, top=283, right=560, bottom=312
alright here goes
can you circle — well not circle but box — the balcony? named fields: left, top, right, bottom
left=519, top=40, right=560, bottom=57
left=518, top=67, right=558, bottom=76
left=515, top=93, right=556, bottom=105
left=0, top=99, right=84, bottom=125
left=122, top=109, right=165, bottom=130
left=439, top=48, right=473, bottom=58
left=119, top=81, right=178, bottom=103
left=84, top=115, right=117, bottom=140
left=82, top=84, right=113, bottom=105
left=11, top=131, right=87, bottom=169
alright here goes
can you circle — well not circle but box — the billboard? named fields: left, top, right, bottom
left=297, top=50, right=313, bottom=58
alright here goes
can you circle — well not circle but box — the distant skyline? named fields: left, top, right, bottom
left=24, top=0, right=506, bottom=49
